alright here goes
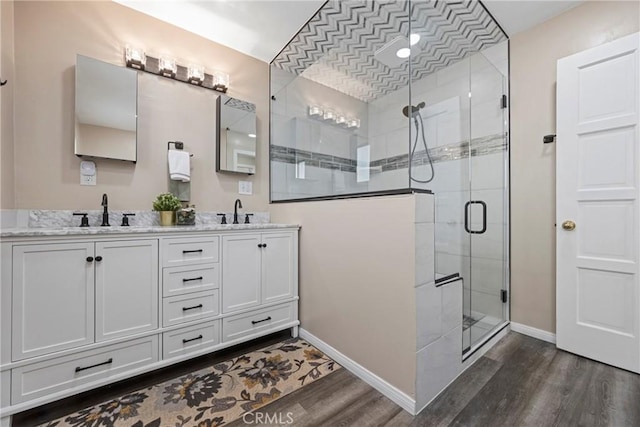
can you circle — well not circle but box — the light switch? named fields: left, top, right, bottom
left=239, top=181, right=253, bottom=195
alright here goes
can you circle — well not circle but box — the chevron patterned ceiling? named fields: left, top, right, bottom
left=272, top=0, right=507, bottom=102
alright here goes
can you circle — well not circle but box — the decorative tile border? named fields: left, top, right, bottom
left=271, top=133, right=507, bottom=173
left=371, top=133, right=507, bottom=172
left=271, top=145, right=357, bottom=173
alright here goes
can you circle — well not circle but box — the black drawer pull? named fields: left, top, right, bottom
left=251, top=316, right=272, bottom=325
left=86, top=256, right=94, bottom=262
left=182, top=249, right=203, bottom=254
left=75, top=358, right=113, bottom=373
left=182, top=334, right=203, bottom=344
left=182, top=276, right=203, bottom=282
left=95, top=256, right=103, bottom=262
left=182, top=304, right=203, bottom=311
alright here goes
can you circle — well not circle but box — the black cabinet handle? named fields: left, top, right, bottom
left=251, top=316, right=272, bottom=325
left=86, top=256, right=94, bottom=262
left=183, top=249, right=203, bottom=254
left=182, top=304, right=203, bottom=311
left=75, top=358, right=113, bottom=373
left=263, top=243, right=267, bottom=248
left=182, top=334, right=203, bottom=344
left=257, top=243, right=263, bottom=248
left=95, top=256, right=103, bottom=262
left=182, top=276, right=203, bottom=282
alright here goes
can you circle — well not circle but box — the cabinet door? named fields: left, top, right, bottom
left=12, top=243, right=95, bottom=361
left=262, top=232, right=296, bottom=304
left=95, top=240, right=158, bottom=342
left=222, top=234, right=261, bottom=313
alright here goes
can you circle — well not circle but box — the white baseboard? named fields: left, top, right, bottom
left=510, top=322, right=556, bottom=344
left=299, top=328, right=416, bottom=415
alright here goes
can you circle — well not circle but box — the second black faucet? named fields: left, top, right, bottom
left=233, top=199, right=242, bottom=224
left=101, top=193, right=110, bottom=226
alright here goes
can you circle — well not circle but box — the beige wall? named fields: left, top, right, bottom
left=12, top=1, right=269, bottom=211
left=510, top=1, right=639, bottom=333
left=1, top=0, right=15, bottom=209
left=270, top=196, right=417, bottom=396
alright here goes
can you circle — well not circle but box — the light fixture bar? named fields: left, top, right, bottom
left=124, top=48, right=229, bottom=93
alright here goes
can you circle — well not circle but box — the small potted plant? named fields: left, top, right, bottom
left=152, top=193, right=182, bottom=226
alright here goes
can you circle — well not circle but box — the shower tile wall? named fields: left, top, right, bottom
left=366, top=42, right=508, bottom=320
left=270, top=67, right=369, bottom=200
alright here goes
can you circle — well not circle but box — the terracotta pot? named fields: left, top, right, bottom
left=159, top=211, right=175, bottom=226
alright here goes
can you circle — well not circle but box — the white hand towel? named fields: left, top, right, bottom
left=168, top=150, right=191, bottom=182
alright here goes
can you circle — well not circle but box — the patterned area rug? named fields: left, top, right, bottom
left=39, top=338, right=339, bottom=427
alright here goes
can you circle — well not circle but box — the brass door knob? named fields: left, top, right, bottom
left=562, top=220, right=576, bottom=231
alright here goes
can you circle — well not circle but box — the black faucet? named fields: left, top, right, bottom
left=233, top=199, right=242, bottom=224
left=101, top=193, right=110, bottom=227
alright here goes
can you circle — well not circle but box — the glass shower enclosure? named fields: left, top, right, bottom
left=270, top=0, right=509, bottom=354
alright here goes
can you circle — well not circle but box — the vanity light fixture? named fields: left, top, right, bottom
left=187, top=65, right=205, bottom=85
left=158, top=56, right=177, bottom=78
left=308, top=105, right=323, bottom=117
left=123, top=47, right=229, bottom=93
left=308, top=104, right=360, bottom=130
left=125, top=46, right=146, bottom=70
left=323, top=109, right=336, bottom=121
left=347, top=118, right=361, bottom=129
left=212, top=71, right=230, bottom=93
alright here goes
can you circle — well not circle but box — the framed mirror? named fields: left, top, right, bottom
left=217, top=95, right=256, bottom=174
left=75, top=55, right=138, bottom=162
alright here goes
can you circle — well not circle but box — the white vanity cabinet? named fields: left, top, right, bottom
left=12, top=243, right=95, bottom=360
left=222, top=231, right=296, bottom=313
left=11, top=240, right=158, bottom=361
left=0, top=226, right=298, bottom=420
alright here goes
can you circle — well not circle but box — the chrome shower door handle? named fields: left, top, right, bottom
left=464, top=200, right=487, bottom=234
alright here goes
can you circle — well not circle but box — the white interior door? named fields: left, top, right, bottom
left=556, top=32, right=640, bottom=373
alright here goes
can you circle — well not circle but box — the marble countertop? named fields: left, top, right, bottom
left=0, top=223, right=300, bottom=238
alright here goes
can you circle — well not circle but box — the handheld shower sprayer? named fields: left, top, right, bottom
left=402, top=101, right=434, bottom=184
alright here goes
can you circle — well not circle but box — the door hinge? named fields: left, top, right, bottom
left=501, top=289, right=508, bottom=303
left=500, top=94, right=508, bottom=109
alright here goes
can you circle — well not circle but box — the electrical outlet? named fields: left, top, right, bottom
left=80, top=160, right=96, bottom=186
left=238, top=181, right=253, bottom=195
left=81, top=173, right=96, bottom=186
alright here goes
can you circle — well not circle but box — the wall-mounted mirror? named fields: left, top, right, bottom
left=217, top=95, right=256, bottom=174
left=75, top=55, right=137, bottom=162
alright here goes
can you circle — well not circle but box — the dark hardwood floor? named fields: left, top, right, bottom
left=14, top=331, right=640, bottom=426
left=228, top=332, right=640, bottom=427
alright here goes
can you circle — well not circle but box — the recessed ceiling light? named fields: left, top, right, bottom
left=396, top=48, right=411, bottom=58
left=410, top=33, right=420, bottom=46
left=248, top=133, right=256, bottom=138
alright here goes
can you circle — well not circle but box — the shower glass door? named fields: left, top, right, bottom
left=464, top=47, right=509, bottom=352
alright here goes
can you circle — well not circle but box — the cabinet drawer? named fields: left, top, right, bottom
left=162, top=320, right=220, bottom=360
left=11, top=335, right=159, bottom=404
left=222, top=303, right=295, bottom=343
left=163, top=264, right=219, bottom=297
left=162, top=291, right=219, bottom=327
left=162, top=237, right=219, bottom=267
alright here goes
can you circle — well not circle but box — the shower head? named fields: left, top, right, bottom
left=402, top=102, right=425, bottom=118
